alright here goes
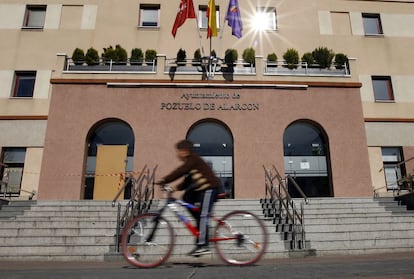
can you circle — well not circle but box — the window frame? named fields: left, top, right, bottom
left=381, top=147, right=405, bottom=191
left=12, top=71, right=36, bottom=98
left=198, top=5, right=220, bottom=30
left=1, top=147, right=26, bottom=196
left=372, top=76, right=394, bottom=102
left=22, top=5, right=47, bottom=29
left=256, top=6, right=277, bottom=31
left=138, top=4, right=161, bottom=28
left=362, top=13, right=383, bottom=36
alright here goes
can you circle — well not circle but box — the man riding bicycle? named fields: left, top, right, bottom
left=156, top=139, right=221, bottom=257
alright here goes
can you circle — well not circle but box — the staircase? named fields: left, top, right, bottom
left=302, top=197, right=414, bottom=255
left=1, top=197, right=414, bottom=261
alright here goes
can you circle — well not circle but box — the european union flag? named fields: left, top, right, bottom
left=225, top=0, right=242, bottom=38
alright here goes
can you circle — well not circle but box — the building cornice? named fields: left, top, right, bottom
left=50, top=79, right=362, bottom=89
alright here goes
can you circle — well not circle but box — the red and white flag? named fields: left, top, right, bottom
left=172, top=0, right=196, bottom=38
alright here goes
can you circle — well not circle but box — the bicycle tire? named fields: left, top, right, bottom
left=121, top=213, right=174, bottom=268
left=214, top=210, right=267, bottom=266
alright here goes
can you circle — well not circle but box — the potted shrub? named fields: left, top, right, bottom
left=242, top=47, right=255, bottom=67
left=114, top=44, right=127, bottom=65
left=130, top=48, right=143, bottom=65
left=224, top=49, right=238, bottom=66
left=145, top=49, right=157, bottom=65
left=301, top=52, right=315, bottom=68
left=334, top=53, right=349, bottom=69
left=176, top=48, right=187, bottom=66
left=312, top=47, right=335, bottom=69
left=192, top=48, right=201, bottom=66
left=71, top=48, right=85, bottom=65
left=102, top=45, right=116, bottom=64
left=267, top=53, right=278, bottom=67
left=85, top=47, right=99, bottom=65
left=283, top=48, right=299, bottom=69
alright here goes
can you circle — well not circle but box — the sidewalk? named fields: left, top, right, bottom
left=1, top=252, right=414, bottom=278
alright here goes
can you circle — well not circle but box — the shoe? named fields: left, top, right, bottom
left=190, top=247, right=212, bottom=257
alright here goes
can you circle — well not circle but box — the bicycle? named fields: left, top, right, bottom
left=121, top=186, right=268, bottom=268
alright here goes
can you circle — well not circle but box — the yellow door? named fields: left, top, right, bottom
left=93, top=145, right=127, bottom=200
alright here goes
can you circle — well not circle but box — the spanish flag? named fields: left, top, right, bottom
left=207, top=0, right=217, bottom=38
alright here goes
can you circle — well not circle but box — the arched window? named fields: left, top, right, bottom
left=187, top=120, right=234, bottom=198
left=283, top=121, right=332, bottom=197
left=84, top=119, right=134, bottom=199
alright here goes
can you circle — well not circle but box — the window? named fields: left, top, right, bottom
left=372, top=76, right=394, bottom=102
left=198, top=5, right=220, bottom=29
left=12, top=71, right=36, bottom=98
left=23, top=5, right=46, bottom=29
left=382, top=147, right=405, bottom=190
left=139, top=4, right=160, bottom=27
left=362, top=13, right=383, bottom=35
left=253, top=7, right=277, bottom=31
left=1, top=148, right=26, bottom=196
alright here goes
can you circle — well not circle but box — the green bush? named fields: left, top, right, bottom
left=145, top=49, right=157, bottom=64
left=176, top=48, right=187, bottom=65
left=115, top=44, right=127, bottom=64
left=283, top=48, right=299, bottom=69
left=102, top=45, right=127, bottom=64
left=192, top=48, right=202, bottom=66
left=301, top=52, right=314, bottom=67
left=71, top=48, right=85, bottom=65
left=85, top=47, right=99, bottom=65
left=267, top=53, right=278, bottom=67
left=334, top=53, right=349, bottom=69
left=242, top=47, right=255, bottom=66
left=130, top=48, right=143, bottom=65
left=224, top=49, right=238, bottom=65
left=312, top=47, right=335, bottom=68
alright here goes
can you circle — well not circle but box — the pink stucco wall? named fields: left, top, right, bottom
left=38, top=81, right=372, bottom=199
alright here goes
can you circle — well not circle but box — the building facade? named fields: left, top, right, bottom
left=1, top=0, right=414, bottom=200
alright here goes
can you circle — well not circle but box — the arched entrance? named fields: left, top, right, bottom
left=84, top=119, right=134, bottom=200
left=187, top=119, right=234, bottom=198
left=283, top=120, right=333, bottom=197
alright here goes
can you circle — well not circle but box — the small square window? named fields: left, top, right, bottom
left=362, top=13, right=383, bottom=35
left=254, top=7, right=277, bottom=31
left=372, top=76, right=394, bottom=102
left=139, top=4, right=160, bottom=27
left=23, top=5, right=47, bottom=29
left=198, top=5, right=220, bottom=29
left=12, top=71, right=36, bottom=98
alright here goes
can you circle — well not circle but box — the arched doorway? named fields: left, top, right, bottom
left=84, top=119, right=134, bottom=200
left=283, top=120, right=333, bottom=197
left=187, top=120, right=234, bottom=198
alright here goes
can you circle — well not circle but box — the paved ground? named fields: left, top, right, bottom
left=1, top=252, right=414, bottom=279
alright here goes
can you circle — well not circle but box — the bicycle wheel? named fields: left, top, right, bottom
left=214, top=210, right=267, bottom=266
left=121, top=213, right=174, bottom=268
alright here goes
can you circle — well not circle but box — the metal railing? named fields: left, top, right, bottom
left=112, top=165, right=157, bottom=253
left=263, top=165, right=308, bottom=249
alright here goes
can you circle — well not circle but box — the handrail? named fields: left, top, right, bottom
left=263, top=165, right=307, bottom=249
left=112, top=165, right=157, bottom=253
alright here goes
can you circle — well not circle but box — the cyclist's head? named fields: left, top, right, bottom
left=175, top=140, right=194, bottom=151
left=175, top=140, right=193, bottom=160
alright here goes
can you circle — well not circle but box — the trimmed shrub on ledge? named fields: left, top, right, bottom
left=224, top=49, right=238, bottom=66
left=312, top=47, right=335, bottom=69
left=85, top=47, right=99, bottom=65
left=145, top=49, right=157, bottom=65
left=242, top=47, right=255, bottom=66
left=283, top=48, right=299, bottom=69
left=176, top=48, right=187, bottom=66
left=334, top=53, right=349, bottom=69
left=130, top=48, right=144, bottom=65
left=71, top=48, right=85, bottom=65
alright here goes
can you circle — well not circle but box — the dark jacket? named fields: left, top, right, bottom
left=162, top=152, right=220, bottom=191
